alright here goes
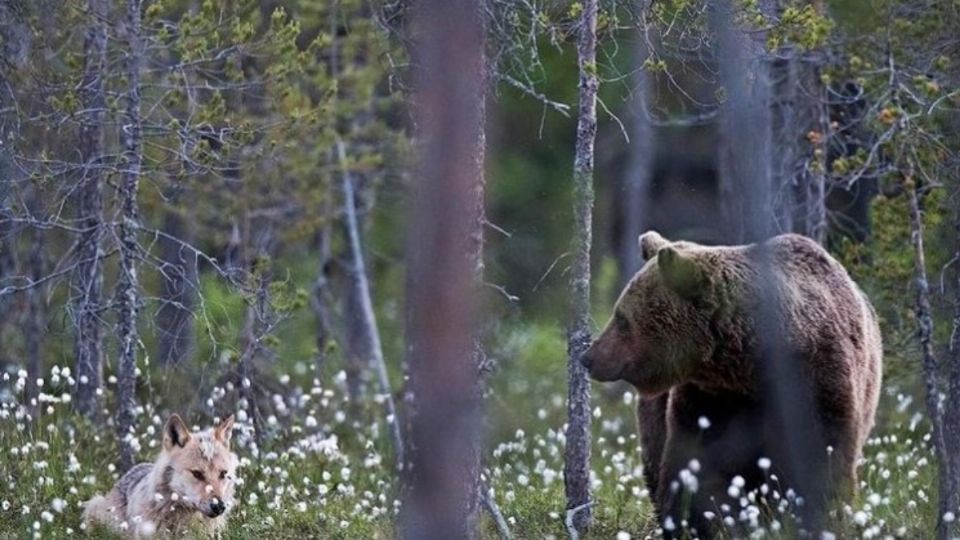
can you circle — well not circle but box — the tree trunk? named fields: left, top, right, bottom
left=712, top=0, right=773, bottom=244
left=402, top=0, right=484, bottom=537
left=71, top=0, right=109, bottom=419
left=156, top=206, right=196, bottom=366
left=338, top=138, right=406, bottom=471
left=906, top=177, right=951, bottom=539
left=565, top=0, right=598, bottom=535
left=617, top=34, right=653, bottom=285
left=310, top=217, right=335, bottom=375
left=0, top=26, right=16, bottom=370
left=767, top=9, right=828, bottom=243
left=0, top=199, right=15, bottom=375
left=466, top=64, right=488, bottom=540
left=802, top=60, right=829, bottom=244
left=943, top=204, right=960, bottom=540
left=115, top=0, right=144, bottom=473
left=342, top=241, right=372, bottom=401
left=23, top=221, right=45, bottom=416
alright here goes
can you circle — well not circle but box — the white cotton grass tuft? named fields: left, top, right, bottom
left=137, top=520, right=156, bottom=537
left=50, top=498, right=66, bottom=513
left=0, top=357, right=941, bottom=537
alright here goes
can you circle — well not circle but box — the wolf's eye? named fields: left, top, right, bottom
left=191, top=470, right=205, bottom=481
left=219, top=470, right=227, bottom=480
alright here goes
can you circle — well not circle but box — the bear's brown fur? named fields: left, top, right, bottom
left=582, top=231, right=882, bottom=537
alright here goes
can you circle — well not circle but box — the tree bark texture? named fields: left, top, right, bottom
left=156, top=206, right=196, bottom=366
left=338, top=138, right=406, bottom=472
left=116, top=0, right=144, bottom=473
left=617, top=35, right=653, bottom=285
left=943, top=205, right=960, bottom=540
left=402, top=0, right=485, bottom=537
left=24, top=221, right=45, bottom=415
left=71, top=0, right=109, bottom=419
left=712, top=0, right=774, bottom=244
left=565, top=0, right=599, bottom=534
left=906, top=178, right=951, bottom=539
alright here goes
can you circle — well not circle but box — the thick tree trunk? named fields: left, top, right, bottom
left=801, top=61, right=829, bottom=244
left=156, top=206, right=196, bottom=366
left=402, top=0, right=484, bottom=537
left=770, top=55, right=828, bottom=241
left=712, top=0, right=773, bottom=244
left=0, top=56, right=14, bottom=371
left=943, top=206, right=960, bottom=540
left=618, top=37, right=653, bottom=285
left=338, top=139, right=406, bottom=471
left=71, top=0, right=109, bottom=419
left=116, top=0, right=144, bottom=473
left=565, top=0, right=598, bottom=535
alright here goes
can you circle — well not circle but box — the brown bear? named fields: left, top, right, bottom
left=581, top=231, right=882, bottom=538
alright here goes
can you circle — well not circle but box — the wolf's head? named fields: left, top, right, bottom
left=159, top=414, right=239, bottom=519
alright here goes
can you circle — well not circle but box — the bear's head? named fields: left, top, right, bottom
left=581, top=231, right=724, bottom=396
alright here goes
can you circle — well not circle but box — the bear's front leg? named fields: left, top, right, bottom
left=637, top=392, right=669, bottom=498
left=654, top=427, right=723, bottom=539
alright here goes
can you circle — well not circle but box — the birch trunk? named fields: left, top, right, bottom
left=338, top=138, right=406, bottom=471
left=466, top=64, right=488, bottom=540
left=71, top=0, right=108, bottom=419
left=565, top=0, right=598, bottom=534
left=116, top=0, right=144, bottom=473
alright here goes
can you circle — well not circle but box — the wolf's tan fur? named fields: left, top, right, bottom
left=83, top=414, right=239, bottom=538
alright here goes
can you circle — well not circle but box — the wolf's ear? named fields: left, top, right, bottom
left=639, top=231, right=670, bottom=262
left=657, top=246, right=708, bottom=300
left=163, top=414, right=191, bottom=450
left=214, top=414, right=235, bottom=446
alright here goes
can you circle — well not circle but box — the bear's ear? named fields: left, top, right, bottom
left=639, top=231, right=669, bottom=262
left=657, top=246, right=708, bottom=300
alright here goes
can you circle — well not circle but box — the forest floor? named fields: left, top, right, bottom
left=0, top=322, right=938, bottom=539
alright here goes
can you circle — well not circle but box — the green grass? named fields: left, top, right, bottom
left=0, top=322, right=940, bottom=539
